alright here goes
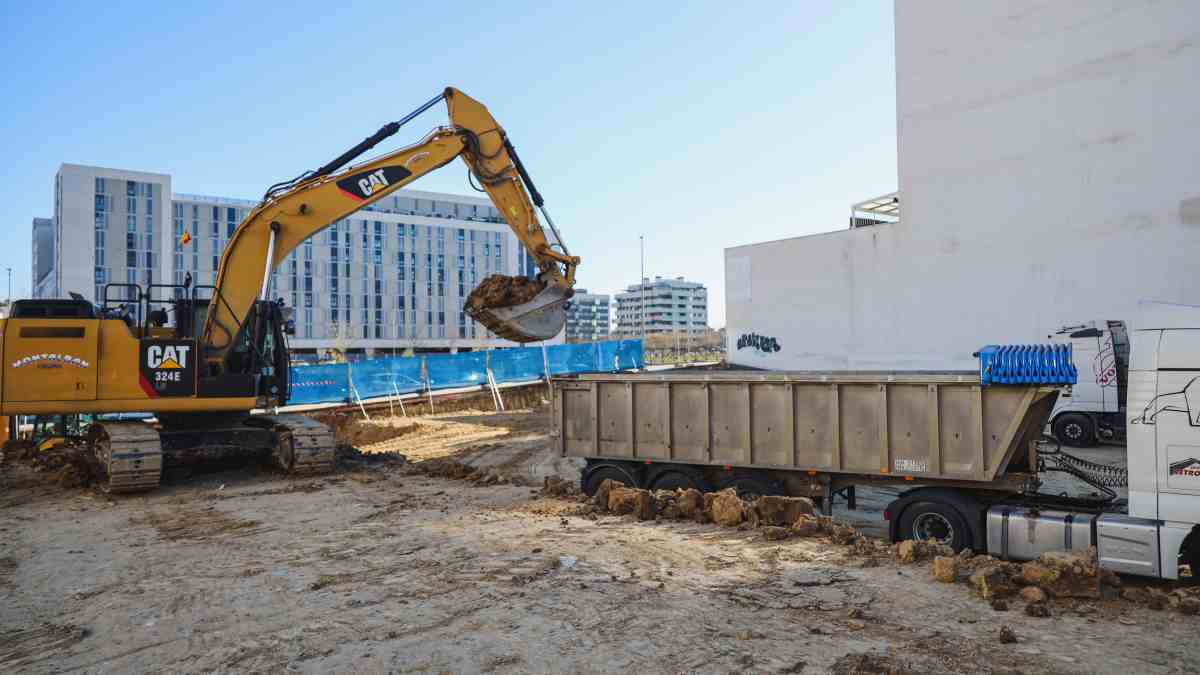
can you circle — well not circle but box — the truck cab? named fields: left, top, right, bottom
left=1047, top=321, right=1129, bottom=446
left=1118, top=302, right=1200, bottom=578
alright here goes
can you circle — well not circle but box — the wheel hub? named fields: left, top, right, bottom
left=912, top=512, right=954, bottom=545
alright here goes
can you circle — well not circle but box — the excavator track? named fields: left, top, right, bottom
left=257, top=414, right=337, bottom=475
left=88, top=422, right=163, bottom=493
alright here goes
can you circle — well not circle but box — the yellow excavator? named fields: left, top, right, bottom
left=0, top=87, right=579, bottom=492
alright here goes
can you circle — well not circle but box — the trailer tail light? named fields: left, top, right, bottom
left=883, top=509, right=892, bottom=521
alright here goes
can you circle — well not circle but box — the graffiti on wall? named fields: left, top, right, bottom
left=736, top=333, right=781, bottom=354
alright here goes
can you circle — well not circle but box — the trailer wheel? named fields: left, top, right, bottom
left=1053, top=413, right=1096, bottom=448
left=720, top=474, right=781, bottom=501
left=581, top=464, right=637, bottom=496
left=649, top=467, right=709, bottom=492
left=898, top=501, right=972, bottom=552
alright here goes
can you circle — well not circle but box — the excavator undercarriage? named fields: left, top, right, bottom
left=87, top=414, right=336, bottom=493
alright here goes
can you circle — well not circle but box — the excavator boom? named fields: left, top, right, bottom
left=201, top=87, right=578, bottom=372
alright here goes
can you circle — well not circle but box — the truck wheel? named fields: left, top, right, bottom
left=898, top=501, right=972, bottom=552
left=649, top=467, right=709, bottom=492
left=1053, top=413, right=1096, bottom=447
left=720, top=474, right=780, bottom=500
left=581, top=464, right=636, bottom=496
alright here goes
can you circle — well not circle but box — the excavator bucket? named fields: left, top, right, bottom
left=465, top=275, right=571, bottom=343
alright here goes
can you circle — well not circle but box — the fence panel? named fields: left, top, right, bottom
left=288, top=363, right=349, bottom=405
left=286, top=339, right=644, bottom=406
left=596, top=339, right=645, bottom=371
left=426, top=352, right=488, bottom=390
left=489, top=346, right=546, bottom=384
left=545, top=342, right=599, bottom=375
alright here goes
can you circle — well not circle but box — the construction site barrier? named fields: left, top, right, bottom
left=286, top=339, right=644, bottom=407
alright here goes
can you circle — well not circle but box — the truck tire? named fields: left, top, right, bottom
left=581, top=464, right=637, bottom=496
left=1053, top=413, right=1096, bottom=448
left=719, top=474, right=782, bottom=500
left=648, top=466, right=709, bottom=492
left=897, top=501, right=972, bottom=552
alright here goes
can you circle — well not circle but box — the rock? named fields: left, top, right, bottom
left=1119, top=587, right=1146, bottom=604
left=1180, top=597, right=1200, bottom=615
left=829, top=524, right=858, bottom=545
left=673, top=488, right=705, bottom=522
left=897, top=539, right=954, bottom=564
left=990, top=599, right=1009, bottom=611
left=751, top=495, right=816, bottom=526
left=1020, top=548, right=1100, bottom=599
left=998, top=625, right=1018, bottom=644
left=791, top=515, right=820, bottom=537
left=1146, top=589, right=1169, bottom=611
left=592, top=479, right=617, bottom=509
left=1019, top=586, right=1047, bottom=604
left=1024, top=602, right=1052, bottom=618
left=542, top=476, right=576, bottom=497
left=762, top=526, right=792, bottom=541
left=707, top=489, right=746, bottom=527
left=970, top=565, right=1018, bottom=600
left=932, top=556, right=959, bottom=583
left=608, top=486, right=657, bottom=521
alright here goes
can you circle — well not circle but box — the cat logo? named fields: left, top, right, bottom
left=335, top=165, right=412, bottom=202
left=357, top=169, right=390, bottom=197
left=139, top=339, right=197, bottom=397
left=146, top=344, right=189, bottom=369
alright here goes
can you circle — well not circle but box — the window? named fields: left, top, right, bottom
left=211, top=222, right=219, bottom=237
left=212, top=206, right=220, bottom=220
left=127, top=181, right=137, bottom=197
left=227, top=222, right=236, bottom=237
left=95, top=194, right=106, bottom=211
left=212, top=256, right=219, bottom=271
left=96, top=177, right=106, bottom=194
left=127, top=196, right=137, bottom=213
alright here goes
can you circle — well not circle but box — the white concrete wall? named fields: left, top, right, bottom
left=726, top=1, right=1200, bottom=371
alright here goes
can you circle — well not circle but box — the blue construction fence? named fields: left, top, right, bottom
left=287, top=339, right=643, bottom=406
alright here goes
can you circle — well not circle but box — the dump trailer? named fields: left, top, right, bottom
left=552, top=302, right=1200, bottom=580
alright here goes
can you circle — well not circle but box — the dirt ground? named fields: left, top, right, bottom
left=2, top=409, right=1197, bottom=674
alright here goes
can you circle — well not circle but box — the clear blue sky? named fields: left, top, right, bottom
left=0, top=1, right=896, bottom=325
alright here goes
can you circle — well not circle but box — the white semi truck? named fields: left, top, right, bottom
left=1047, top=321, right=1130, bottom=447
left=554, top=302, right=1200, bottom=579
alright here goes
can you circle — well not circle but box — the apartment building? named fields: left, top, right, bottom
left=42, top=163, right=556, bottom=354
left=613, top=276, right=708, bottom=337
left=564, top=289, right=611, bottom=342
left=31, top=217, right=54, bottom=299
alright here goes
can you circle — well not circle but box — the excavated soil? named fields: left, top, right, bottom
left=465, top=274, right=546, bottom=310
left=1, top=409, right=1197, bottom=674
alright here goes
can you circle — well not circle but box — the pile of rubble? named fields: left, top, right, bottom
left=1, top=439, right=96, bottom=488
left=905, top=545, right=1200, bottom=617
left=589, top=480, right=860, bottom=542
left=466, top=275, right=546, bottom=311
left=408, top=457, right=526, bottom=487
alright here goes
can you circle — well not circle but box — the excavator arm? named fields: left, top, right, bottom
left=200, top=87, right=578, bottom=373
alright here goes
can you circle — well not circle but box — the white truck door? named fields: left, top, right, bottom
left=1148, top=329, right=1200, bottom=524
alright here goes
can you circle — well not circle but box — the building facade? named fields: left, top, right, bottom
left=614, top=276, right=708, bottom=337
left=31, top=217, right=54, bottom=299
left=564, top=289, right=611, bottom=342
left=42, top=163, right=559, bottom=354
left=725, top=1, right=1200, bottom=370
